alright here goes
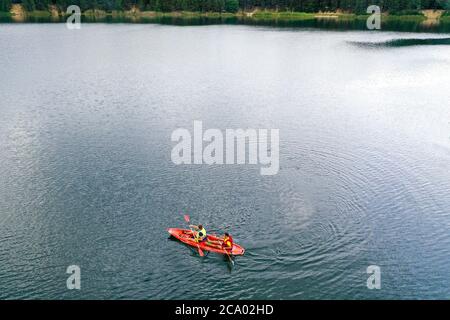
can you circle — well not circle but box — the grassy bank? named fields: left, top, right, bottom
left=250, top=11, right=431, bottom=23
left=28, top=10, right=52, bottom=17
left=441, top=11, right=450, bottom=22
left=18, top=9, right=238, bottom=19
left=251, top=11, right=316, bottom=20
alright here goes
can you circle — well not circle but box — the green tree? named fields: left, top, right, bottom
left=22, top=0, right=37, bottom=11
left=225, top=0, right=239, bottom=12
left=114, top=0, right=123, bottom=10
left=0, top=0, right=12, bottom=12
left=7, top=0, right=446, bottom=14
left=34, top=0, right=43, bottom=10
left=136, top=0, right=145, bottom=10
left=437, top=0, right=450, bottom=9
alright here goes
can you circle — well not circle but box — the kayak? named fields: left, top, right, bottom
left=167, top=228, right=245, bottom=256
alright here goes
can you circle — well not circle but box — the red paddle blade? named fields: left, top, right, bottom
left=198, top=247, right=204, bottom=257
left=184, top=215, right=190, bottom=223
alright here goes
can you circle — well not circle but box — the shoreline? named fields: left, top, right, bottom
left=3, top=5, right=449, bottom=23
left=2, top=6, right=449, bottom=31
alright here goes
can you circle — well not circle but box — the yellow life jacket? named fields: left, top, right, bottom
left=195, top=227, right=207, bottom=241
left=223, top=236, right=233, bottom=248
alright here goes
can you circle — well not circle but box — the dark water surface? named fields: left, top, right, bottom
left=2, top=14, right=450, bottom=33
left=0, top=24, right=450, bottom=299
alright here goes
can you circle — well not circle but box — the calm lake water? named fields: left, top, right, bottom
left=0, top=24, right=450, bottom=299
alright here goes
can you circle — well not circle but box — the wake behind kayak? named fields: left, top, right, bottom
left=167, top=228, right=245, bottom=256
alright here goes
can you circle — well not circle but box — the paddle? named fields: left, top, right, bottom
left=224, top=248, right=234, bottom=266
left=183, top=214, right=204, bottom=257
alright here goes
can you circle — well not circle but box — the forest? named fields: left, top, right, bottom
left=1, top=0, right=449, bottom=14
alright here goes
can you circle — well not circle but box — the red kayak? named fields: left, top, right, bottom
left=167, top=228, right=245, bottom=256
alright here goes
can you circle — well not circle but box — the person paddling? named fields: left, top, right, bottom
left=222, top=232, right=233, bottom=250
left=208, top=232, right=233, bottom=251
left=189, top=224, right=207, bottom=242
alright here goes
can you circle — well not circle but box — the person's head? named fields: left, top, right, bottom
left=198, top=224, right=203, bottom=230
left=224, top=232, right=229, bottom=237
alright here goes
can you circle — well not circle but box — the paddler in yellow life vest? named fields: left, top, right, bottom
left=208, top=232, right=234, bottom=251
left=189, top=224, right=207, bottom=242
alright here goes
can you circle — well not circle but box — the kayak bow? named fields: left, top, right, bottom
left=167, top=228, right=245, bottom=256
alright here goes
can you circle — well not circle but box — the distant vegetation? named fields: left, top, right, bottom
left=1, top=0, right=449, bottom=15
left=0, top=0, right=11, bottom=12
